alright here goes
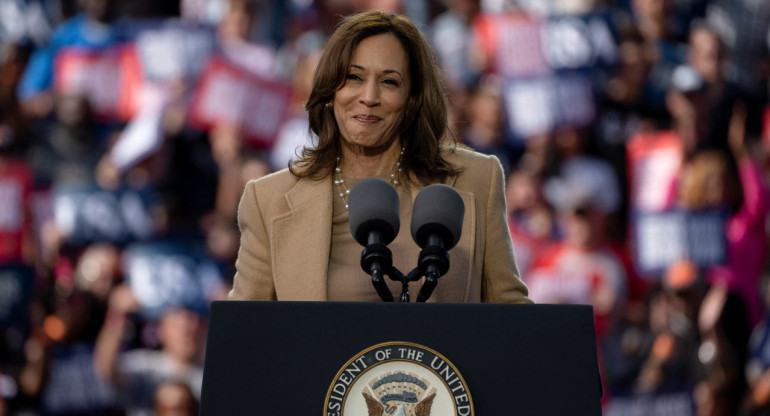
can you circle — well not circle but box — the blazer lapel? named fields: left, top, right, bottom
left=272, top=177, right=333, bottom=301
left=448, top=188, right=476, bottom=302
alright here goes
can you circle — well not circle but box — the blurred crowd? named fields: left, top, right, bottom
left=0, top=0, right=768, bottom=415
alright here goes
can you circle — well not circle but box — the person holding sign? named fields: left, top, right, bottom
left=678, top=103, right=770, bottom=329
left=228, top=10, right=530, bottom=303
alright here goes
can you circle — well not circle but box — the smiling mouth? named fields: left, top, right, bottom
left=353, top=115, right=381, bottom=124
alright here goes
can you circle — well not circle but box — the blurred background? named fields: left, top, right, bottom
left=0, top=0, right=768, bottom=414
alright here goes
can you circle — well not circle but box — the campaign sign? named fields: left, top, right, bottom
left=633, top=209, right=726, bottom=277
left=502, top=73, right=596, bottom=137
left=0, top=264, right=34, bottom=326
left=627, top=131, right=683, bottom=212
left=604, top=390, right=694, bottom=416
left=189, top=56, right=293, bottom=148
left=53, top=46, right=130, bottom=119
left=123, top=240, right=225, bottom=319
left=53, top=183, right=156, bottom=245
left=113, top=43, right=169, bottom=121
left=134, top=21, right=216, bottom=82
left=472, top=12, right=617, bottom=79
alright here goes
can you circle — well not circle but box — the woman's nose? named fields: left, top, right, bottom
left=359, top=79, right=380, bottom=106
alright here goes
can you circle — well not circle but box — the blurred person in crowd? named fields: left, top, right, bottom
left=17, top=0, right=125, bottom=119
left=73, top=242, right=121, bottom=303
left=504, top=161, right=557, bottom=277
left=525, top=191, right=629, bottom=338
left=217, top=0, right=278, bottom=79
left=625, top=64, right=722, bottom=215
left=0, top=121, right=35, bottom=266
left=28, top=92, right=110, bottom=188
left=685, top=21, right=749, bottom=155
left=199, top=0, right=284, bottom=263
left=460, top=76, right=518, bottom=175
left=597, top=27, right=665, bottom=147
left=628, top=263, right=704, bottom=401
left=628, top=0, right=688, bottom=46
left=704, top=0, right=770, bottom=101
left=594, top=27, right=664, bottom=243
left=675, top=104, right=770, bottom=329
left=26, top=91, right=116, bottom=269
left=94, top=283, right=207, bottom=416
left=532, top=125, right=644, bottom=335
left=93, top=77, right=218, bottom=241
left=205, top=150, right=270, bottom=265
left=614, top=0, right=688, bottom=117
left=18, top=284, right=120, bottom=415
left=153, top=380, right=199, bottom=416
left=152, top=124, right=219, bottom=238
left=693, top=281, right=750, bottom=416
left=744, top=286, right=770, bottom=415
left=0, top=42, right=32, bottom=145
left=543, top=126, right=623, bottom=241
left=620, top=258, right=750, bottom=415
left=269, top=30, right=323, bottom=172
left=429, top=0, right=480, bottom=129
left=205, top=120, right=250, bottom=239
left=524, top=186, right=631, bottom=406
left=228, top=10, right=530, bottom=303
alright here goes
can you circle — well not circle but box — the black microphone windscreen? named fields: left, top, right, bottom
left=411, top=184, right=464, bottom=249
left=348, top=177, right=400, bottom=246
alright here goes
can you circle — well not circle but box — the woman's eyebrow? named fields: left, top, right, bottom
left=350, top=64, right=404, bottom=80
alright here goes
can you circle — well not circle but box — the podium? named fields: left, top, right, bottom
left=200, top=301, right=602, bottom=415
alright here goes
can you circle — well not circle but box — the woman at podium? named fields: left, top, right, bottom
left=228, top=10, right=531, bottom=304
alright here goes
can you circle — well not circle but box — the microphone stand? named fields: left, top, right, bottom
left=414, top=235, right=450, bottom=302
left=359, top=231, right=439, bottom=303
left=382, top=267, right=424, bottom=303
left=363, top=254, right=448, bottom=303
left=360, top=242, right=395, bottom=302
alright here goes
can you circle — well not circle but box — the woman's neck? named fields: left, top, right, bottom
left=339, top=139, right=402, bottom=178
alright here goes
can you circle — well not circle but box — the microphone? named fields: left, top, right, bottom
left=348, top=178, right=400, bottom=302
left=410, top=184, right=464, bottom=302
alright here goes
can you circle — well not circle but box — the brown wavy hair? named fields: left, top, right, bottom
left=289, top=10, right=459, bottom=184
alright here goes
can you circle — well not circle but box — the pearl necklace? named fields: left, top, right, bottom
left=334, top=147, right=405, bottom=210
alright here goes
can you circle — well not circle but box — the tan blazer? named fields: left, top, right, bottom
left=228, top=146, right=531, bottom=303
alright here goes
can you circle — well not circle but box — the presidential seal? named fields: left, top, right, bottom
left=324, top=342, right=473, bottom=416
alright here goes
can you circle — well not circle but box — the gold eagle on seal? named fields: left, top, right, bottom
left=362, top=391, right=436, bottom=416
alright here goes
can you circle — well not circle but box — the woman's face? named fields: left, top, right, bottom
left=333, top=33, right=410, bottom=153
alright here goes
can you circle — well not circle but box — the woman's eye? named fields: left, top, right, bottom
left=383, top=79, right=400, bottom=86
left=346, top=73, right=362, bottom=81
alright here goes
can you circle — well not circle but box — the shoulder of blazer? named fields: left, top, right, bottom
left=245, top=168, right=332, bottom=215
left=440, top=144, right=498, bottom=184
left=441, top=144, right=494, bottom=166
left=242, top=169, right=300, bottom=216
left=248, top=168, right=300, bottom=194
